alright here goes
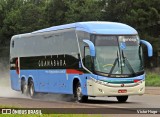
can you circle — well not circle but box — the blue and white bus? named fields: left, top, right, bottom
left=10, top=21, right=153, bottom=102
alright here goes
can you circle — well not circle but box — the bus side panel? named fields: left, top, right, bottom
left=10, top=70, right=20, bottom=91
left=10, top=57, right=21, bottom=91
left=42, top=69, right=72, bottom=94
left=79, top=74, right=93, bottom=96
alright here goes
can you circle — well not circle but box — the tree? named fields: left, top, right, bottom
left=0, top=0, right=48, bottom=46
left=45, top=0, right=104, bottom=25
left=64, top=0, right=103, bottom=23
left=0, top=0, right=24, bottom=46
left=45, top=0, right=68, bottom=26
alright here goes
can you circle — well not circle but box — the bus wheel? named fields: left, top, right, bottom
left=21, top=80, right=28, bottom=95
left=116, top=96, right=128, bottom=103
left=28, top=80, right=37, bottom=98
left=75, top=82, right=88, bottom=103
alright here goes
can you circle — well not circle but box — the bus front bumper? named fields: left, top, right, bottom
left=87, top=79, right=145, bottom=97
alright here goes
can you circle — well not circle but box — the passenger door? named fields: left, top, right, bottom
left=83, top=46, right=94, bottom=96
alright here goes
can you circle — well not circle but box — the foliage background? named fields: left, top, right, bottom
left=0, top=0, right=160, bottom=68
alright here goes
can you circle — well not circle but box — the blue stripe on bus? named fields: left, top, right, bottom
left=97, top=74, right=145, bottom=84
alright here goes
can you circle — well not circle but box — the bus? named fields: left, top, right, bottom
left=10, top=21, right=153, bottom=103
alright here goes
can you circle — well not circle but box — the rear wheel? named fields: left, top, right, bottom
left=21, top=80, right=28, bottom=95
left=28, top=80, right=37, bottom=98
left=116, top=96, right=128, bottom=103
left=75, top=82, right=88, bottom=103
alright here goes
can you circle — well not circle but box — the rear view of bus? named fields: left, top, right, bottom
left=10, top=22, right=153, bottom=103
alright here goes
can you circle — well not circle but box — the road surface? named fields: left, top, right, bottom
left=0, top=86, right=160, bottom=115
left=0, top=93, right=160, bottom=108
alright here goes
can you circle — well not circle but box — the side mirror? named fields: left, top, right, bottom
left=140, top=40, right=153, bottom=57
left=83, top=40, right=96, bottom=57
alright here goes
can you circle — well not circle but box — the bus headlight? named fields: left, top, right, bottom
left=90, top=77, right=108, bottom=86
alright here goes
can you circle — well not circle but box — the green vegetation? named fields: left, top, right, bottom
left=146, top=72, right=160, bottom=86
left=0, top=0, right=160, bottom=66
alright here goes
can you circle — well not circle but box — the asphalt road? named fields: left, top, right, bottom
left=0, top=93, right=160, bottom=108
left=0, top=86, right=160, bottom=108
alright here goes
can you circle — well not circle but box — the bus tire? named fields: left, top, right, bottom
left=75, top=82, right=88, bottom=103
left=116, top=96, right=128, bottom=103
left=28, top=80, right=37, bottom=98
left=21, top=80, right=28, bottom=95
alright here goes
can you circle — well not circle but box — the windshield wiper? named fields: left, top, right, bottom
left=108, top=50, right=136, bottom=77
left=121, top=50, right=136, bottom=75
left=108, top=50, right=120, bottom=76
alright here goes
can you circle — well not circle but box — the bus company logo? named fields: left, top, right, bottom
left=121, top=84, right=124, bottom=87
left=2, top=109, right=12, bottom=114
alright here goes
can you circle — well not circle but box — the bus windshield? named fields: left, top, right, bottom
left=94, top=35, right=144, bottom=77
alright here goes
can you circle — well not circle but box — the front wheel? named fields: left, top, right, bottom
left=116, top=96, right=128, bottom=103
left=28, top=80, right=37, bottom=98
left=75, top=82, right=88, bottom=103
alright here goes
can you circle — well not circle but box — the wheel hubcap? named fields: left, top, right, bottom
left=24, top=85, right=27, bottom=93
left=30, top=84, right=34, bottom=96
left=77, top=87, right=81, bottom=100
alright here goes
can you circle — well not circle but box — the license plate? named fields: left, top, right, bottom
left=118, top=89, right=127, bottom=93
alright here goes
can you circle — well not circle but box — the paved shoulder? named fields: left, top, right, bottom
left=145, top=87, right=160, bottom=95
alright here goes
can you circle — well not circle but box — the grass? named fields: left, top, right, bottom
left=145, top=72, right=160, bottom=86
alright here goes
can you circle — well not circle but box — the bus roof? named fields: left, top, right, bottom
left=32, top=21, right=138, bottom=35
left=11, top=21, right=138, bottom=39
